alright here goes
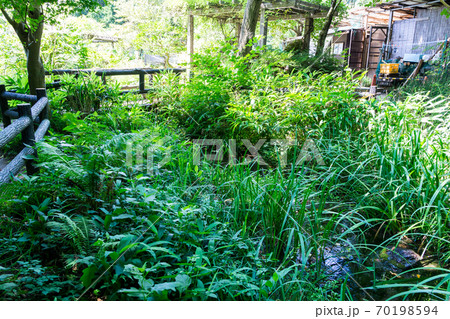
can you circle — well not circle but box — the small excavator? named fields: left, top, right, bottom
left=376, top=38, right=449, bottom=88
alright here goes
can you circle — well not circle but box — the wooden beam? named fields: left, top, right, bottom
left=189, top=1, right=329, bottom=20
left=187, top=15, right=194, bottom=78
left=139, top=73, right=145, bottom=92
left=262, top=0, right=329, bottom=12
left=0, top=119, right=49, bottom=185
left=188, top=6, right=243, bottom=17
left=35, top=88, right=48, bottom=122
left=203, top=12, right=326, bottom=20
left=267, top=12, right=327, bottom=20
left=265, top=4, right=321, bottom=14
left=46, top=68, right=186, bottom=76
left=293, top=0, right=330, bottom=11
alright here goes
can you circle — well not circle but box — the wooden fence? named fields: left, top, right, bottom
left=0, top=68, right=184, bottom=185
left=0, top=85, right=50, bottom=185
left=46, top=68, right=186, bottom=94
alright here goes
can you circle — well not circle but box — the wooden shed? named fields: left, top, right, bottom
left=330, top=0, right=450, bottom=76
left=386, top=1, right=450, bottom=59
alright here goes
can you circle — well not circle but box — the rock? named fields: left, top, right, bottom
left=373, top=246, right=422, bottom=274
left=322, top=244, right=357, bottom=281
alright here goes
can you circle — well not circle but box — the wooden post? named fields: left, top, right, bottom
left=259, top=7, right=268, bottom=47
left=187, top=14, right=194, bottom=79
left=369, top=74, right=377, bottom=97
left=347, top=29, right=353, bottom=67
left=139, top=73, right=145, bottom=92
left=0, top=85, right=11, bottom=128
left=35, top=88, right=48, bottom=122
left=366, top=26, right=373, bottom=71
left=303, top=17, right=314, bottom=53
left=101, top=74, right=107, bottom=85
left=362, top=16, right=368, bottom=70
left=18, top=104, right=37, bottom=175
left=386, top=10, right=394, bottom=60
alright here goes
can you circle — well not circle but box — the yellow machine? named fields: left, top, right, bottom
left=379, top=63, right=400, bottom=75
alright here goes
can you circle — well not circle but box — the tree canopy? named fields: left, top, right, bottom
left=0, top=0, right=106, bottom=93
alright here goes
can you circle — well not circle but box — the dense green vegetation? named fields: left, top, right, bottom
left=1, top=0, right=450, bottom=302
left=1, top=46, right=450, bottom=300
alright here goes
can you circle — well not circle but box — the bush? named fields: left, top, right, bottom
left=161, top=45, right=361, bottom=139
left=290, top=52, right=343, bottom=74
left=49, top=73, right=124, bottom=115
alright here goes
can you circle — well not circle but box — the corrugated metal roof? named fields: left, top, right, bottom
left=338, top=6, right=414, bottom=29
left=379, top=0, right=447, bottom=10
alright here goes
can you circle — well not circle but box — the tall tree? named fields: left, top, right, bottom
left=0, top=0, right=105, bottom=94
left=237, top=0, right=262, bottom=57
left=315, top=0, right=342, bottom=57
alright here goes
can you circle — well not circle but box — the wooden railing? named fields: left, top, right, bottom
left=0, top=85, right=50, bottom=185
left=46, top=68, right=186, bottom=94
left=0, top=68, right=185, bottom=184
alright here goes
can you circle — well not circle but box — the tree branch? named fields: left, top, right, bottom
left=1, top=8, right=19, bottom=29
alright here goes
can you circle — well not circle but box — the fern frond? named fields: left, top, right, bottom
left=47, top=213, right=96, bottom=254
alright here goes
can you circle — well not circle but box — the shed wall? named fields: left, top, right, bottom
left=390, top=7, right=450, bottom=59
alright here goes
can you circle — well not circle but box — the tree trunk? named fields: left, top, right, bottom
left=26, top=42, right=46, bottom=95
left=1, top=5, right=45, bottom=95
left=315, top=0, right=342, bottom=58
left=237, top=0, right=263, bottom=57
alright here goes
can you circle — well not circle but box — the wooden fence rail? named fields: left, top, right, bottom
left=0, top=85, right=50, bottom=185
left=45, top=68, right=186, bottom=94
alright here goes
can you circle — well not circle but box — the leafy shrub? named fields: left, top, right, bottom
left=49, top=73, right=124, bottom=115
left=47, top=73, right=147, bottom=134
left=0, top=259, right=82, bottom=301
left=290, top=52, right=343, bottom=74
left=0, top=71, right=30, bottom=94
left=161, top=44, right=364, bottom=153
